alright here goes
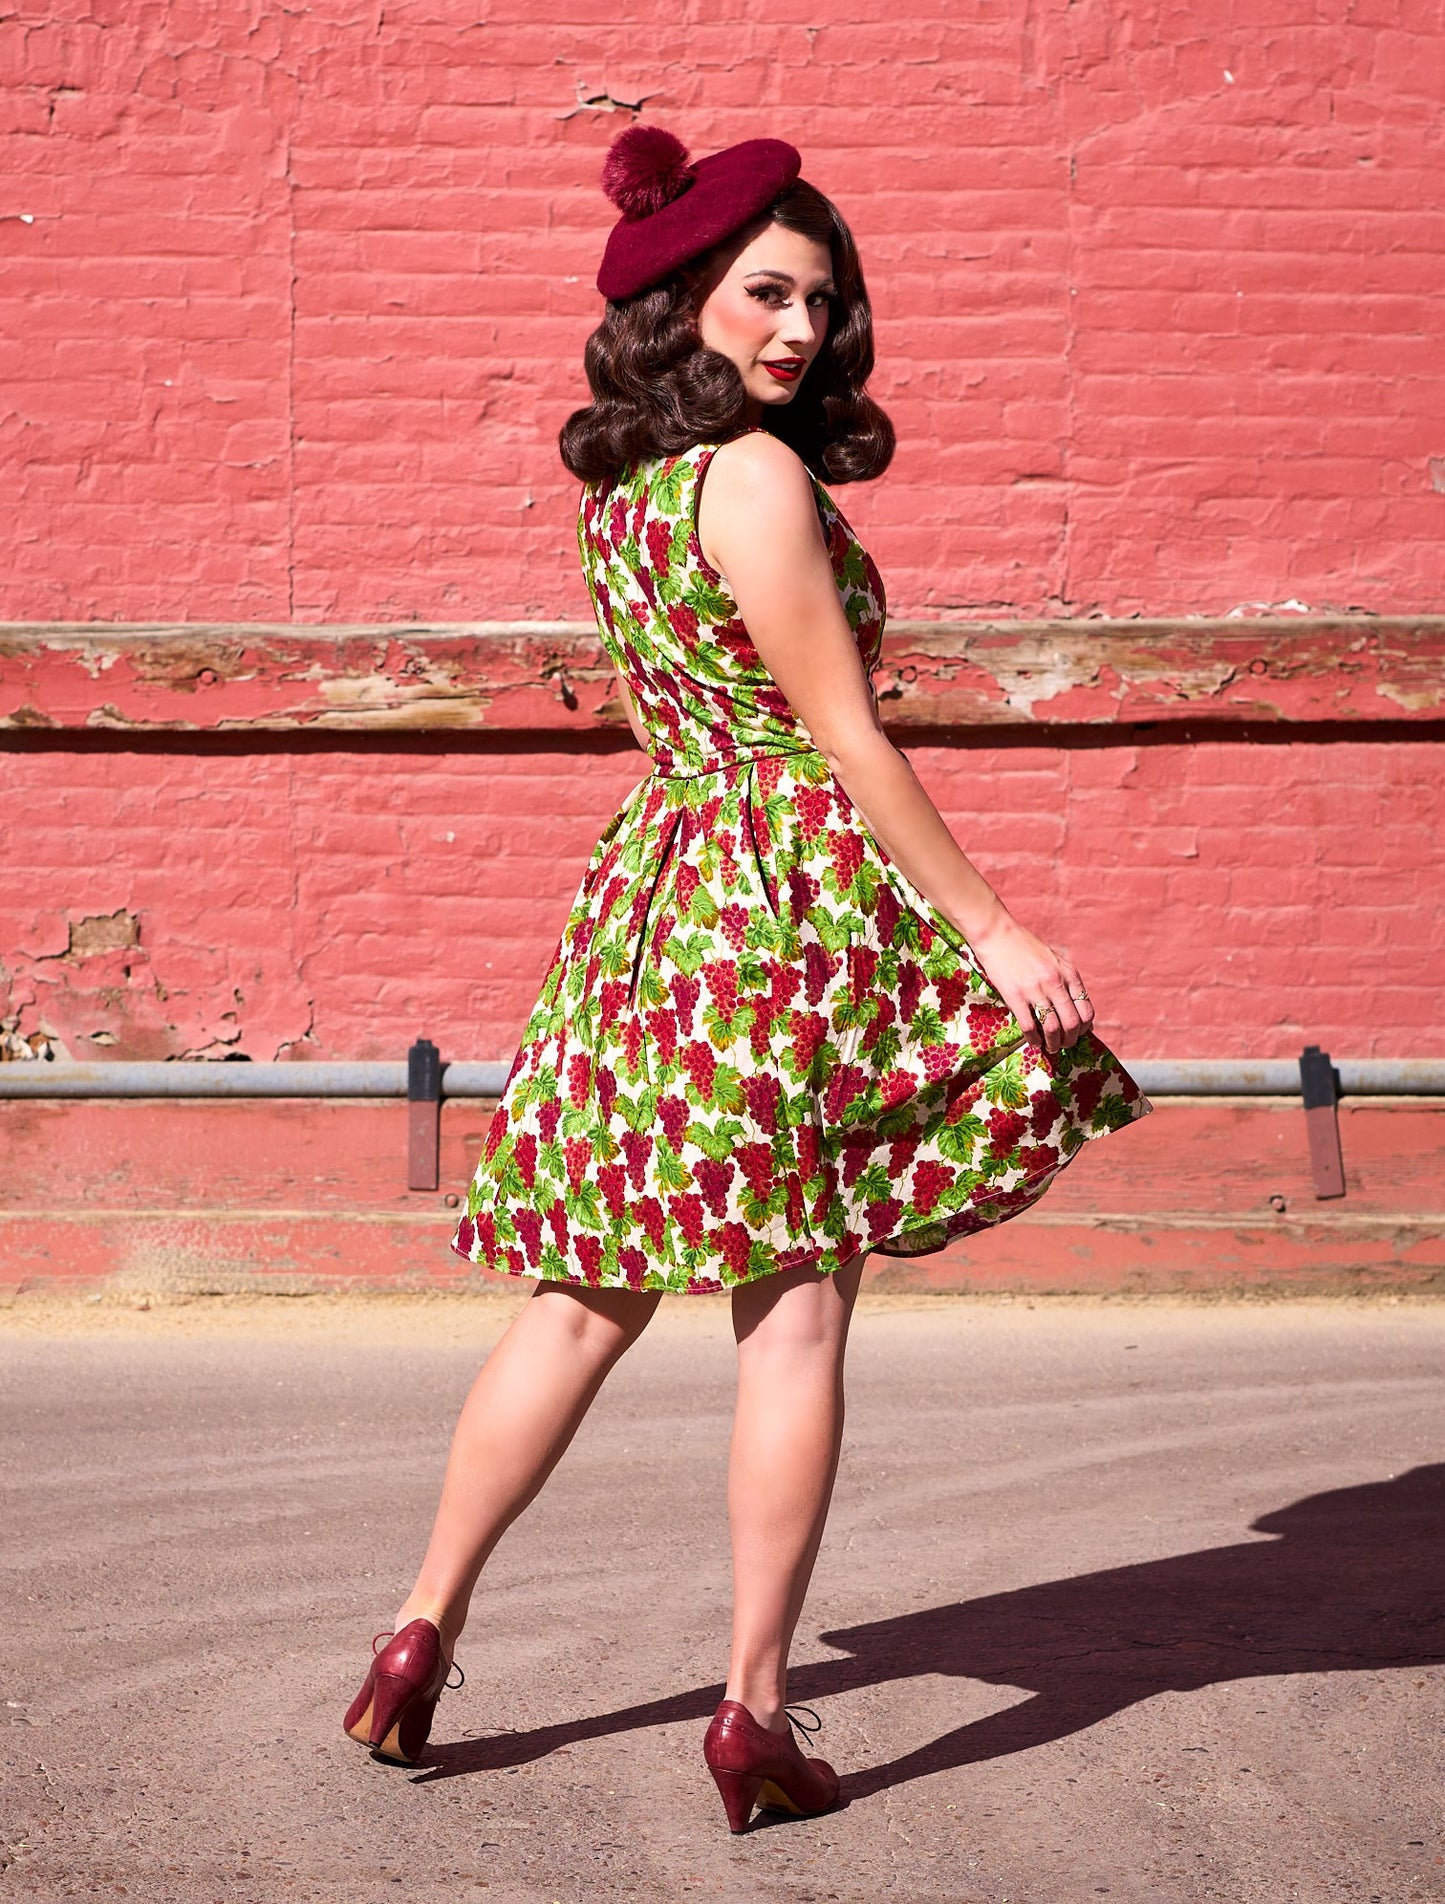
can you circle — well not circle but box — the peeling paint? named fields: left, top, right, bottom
left=3, top=618, right=1441, bottom=733
left=67, top=910, right=140, bottom=958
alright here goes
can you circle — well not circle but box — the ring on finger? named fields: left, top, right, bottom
left=1070, top=987, right=1091, bottom=1005
left=1031, top=1001, right=1057, bottom=1022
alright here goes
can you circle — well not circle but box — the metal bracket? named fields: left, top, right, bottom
left=1299, top=1043, right=1346, bottom=1199
left=407, top=1037, right=442, bottom=1192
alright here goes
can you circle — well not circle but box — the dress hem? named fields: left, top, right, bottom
left=447, top=1087, right=1152, bottom=1296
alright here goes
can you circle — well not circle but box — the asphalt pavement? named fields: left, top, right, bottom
left=2, top=1291, right=1442, bottom=1904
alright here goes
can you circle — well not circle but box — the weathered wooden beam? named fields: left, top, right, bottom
left=2, top=617, right=1441, bottom=733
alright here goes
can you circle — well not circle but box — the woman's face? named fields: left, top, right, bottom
left=693, top=221, right=835, bottom=425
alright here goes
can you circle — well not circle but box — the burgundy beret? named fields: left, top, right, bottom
left=596, top=125, right=803, bottom=303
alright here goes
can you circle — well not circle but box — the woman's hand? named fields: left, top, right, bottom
left=968, top=909, right=1095, bottom=1055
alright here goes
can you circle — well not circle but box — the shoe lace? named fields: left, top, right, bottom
left=370, top=1628, right=465, bottom=1694
left=784, top=1702, right=823, bottom=1750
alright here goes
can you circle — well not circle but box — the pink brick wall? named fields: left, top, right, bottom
left=4, top=733, right=1438, bottom=1065
left=4, top=3, right=1441, bottom=1082
left=5, top=0, right=1443, bottom=622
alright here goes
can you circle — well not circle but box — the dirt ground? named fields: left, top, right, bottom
left=2, top=1290, right=1442, bottom=1904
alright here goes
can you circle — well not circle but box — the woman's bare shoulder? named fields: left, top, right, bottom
left=701, top=431, right=818, bottom=526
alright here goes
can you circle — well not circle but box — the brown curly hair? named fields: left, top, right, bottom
left=559, top=179, right=895, bottom=488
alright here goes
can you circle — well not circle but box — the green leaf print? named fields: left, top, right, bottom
left=908, top=1003, right=945, bottom=1046
left=635, top=965, right=671, bottom=1009
left=597, top=936, right=633, bottom=980
left=849, top=859, right=882, bottom=910
left=761, top=790, right=793, bottom=835
left=704, top=1002, right=754, bottom=1049
left=737, top=952, right=770, bottom=991
left=693, top=1117, right=745, bottom=1161
left=738, top=1184, right=780, bottom=1226
left=655, top=1146, right=692, bottom=1193
left=784, top=1037, right=840, bottom=1089
left=814, top=911, right=862, bottom=955
left=984, top=1052, right=1030, bottom=1110
left=747, top=1240, right=777, bottom=1279
left=935, top=1115, right=987, bottom=1163
left=853, top=1162, right=894, bottom=1203
left=710, top=1061, right=745, bottom=1113
left=493, top=1156, right=526, bottom=1203
left=869, top=1022, right=903, bottom=1071
left=667, top=931, right=711, bottom=976
left=590, top=1125, right=622, bottom=1164
left=528, top=1063, right=560, bottom=1107
left=682, top=577, right=734, bottom=623
left=652, top=462, right=687, bottom=515
left=1095, top=1092, right=1138, bottom=1132
left=831, top=993, right=878, bottom=1033
left=938, top=1170, right=985, bottom=1208
left=570, top=1180, right=606, bottom=1231
left=921, top=938, right=961, bottom=982
left=617, top=1086, right=659, bottom=1133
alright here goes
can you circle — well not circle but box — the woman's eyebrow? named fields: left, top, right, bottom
left=744, top=268, right=838, bottom=289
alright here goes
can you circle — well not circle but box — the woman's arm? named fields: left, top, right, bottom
left=697, top=431, right=1092, bottom=1054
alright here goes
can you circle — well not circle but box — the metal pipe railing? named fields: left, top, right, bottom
left=0, top=1060, right=512, bottom=1098
left=0, top=1058, right=1440, bottom=1098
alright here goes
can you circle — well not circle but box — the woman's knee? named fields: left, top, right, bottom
left=530, top=1282, right=660, bottom=1360
left=733, top=1261, right=861, bottom=1361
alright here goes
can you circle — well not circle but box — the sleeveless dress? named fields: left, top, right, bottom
left=450, top=433, right=1152, bottom=1293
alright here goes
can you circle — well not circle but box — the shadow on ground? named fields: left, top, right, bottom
left=413, top=1464, right=1444, bottom=1802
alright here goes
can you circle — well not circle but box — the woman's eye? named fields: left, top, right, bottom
left=746, top=287, right=835, bottom=309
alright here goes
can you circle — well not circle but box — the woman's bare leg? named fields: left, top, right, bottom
left=723, top=1253, right=866, bottom=1734
left=394, top=1282, right=662, bottom=1653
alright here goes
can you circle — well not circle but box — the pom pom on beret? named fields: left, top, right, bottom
left=595, top=125, right=803, bottom=303
left=600, top=125, right=696, bottom=221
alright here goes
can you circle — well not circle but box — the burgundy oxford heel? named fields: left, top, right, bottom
left=343, top=1618, right=463, bottom=1766
left=702, top=1699, right=840, bottom=1833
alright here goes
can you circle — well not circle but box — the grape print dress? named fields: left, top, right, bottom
left=451, top=433, right=1152, bottom=1294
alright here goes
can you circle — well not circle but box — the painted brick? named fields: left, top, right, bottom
left=3, top=735, right=1440, bottom=1066
left=4, top=0, right=1442, bottom=622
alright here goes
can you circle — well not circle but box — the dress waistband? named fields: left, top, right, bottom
left=654, top=747, right=822, bottom=785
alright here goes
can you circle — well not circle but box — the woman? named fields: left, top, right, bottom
left=343, top=124, right=1151, bottom=1832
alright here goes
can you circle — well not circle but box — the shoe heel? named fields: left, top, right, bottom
left=377, top=1687, right=443, bottom=1766
left=708, top=1765, right=764, bottom=1833
left=757, top=1776, right=805, bottom=1817
left=368, top=1671, right=433, bottom=1762
left=343, top=1669, right=377, bottom=1746
left=367, top=1673, right=407, bottom=1748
